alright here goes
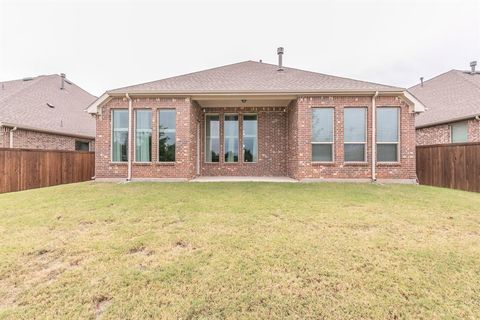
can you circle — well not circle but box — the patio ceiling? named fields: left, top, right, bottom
left=194, top=97, right=293, bottom=108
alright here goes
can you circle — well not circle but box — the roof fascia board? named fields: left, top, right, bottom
left=0, top=122, right=95, bottom=139
left=108, top=90, right=403, bottom=96
left=401, top=91, right=426, bottom=113
left=86, top=92, right=111, bottom=114
left=416, top=114, right=480, bottom=129
left=88, top=90, right=407, bottom=113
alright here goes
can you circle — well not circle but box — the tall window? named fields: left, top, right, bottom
left=206, top=114, right=220, bottom=162
left=112, top=109, right=128, bottom=162
left=224, top=114, right=239, bottom=162
left=344, top=108, right=366, bottom=162
left=135, top=110, right=152, bottom=162
left=451, top=122, right=468, bottom=143
left=377, top=107, right=399, bottom=162
left=158, top=109, right=176, bottom=162
left=312, top=108, right=334, bottom=162
left=243, top=114, right=258, bottom=162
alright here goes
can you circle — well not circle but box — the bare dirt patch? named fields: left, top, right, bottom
left=92, top=295, right=111, bottom=318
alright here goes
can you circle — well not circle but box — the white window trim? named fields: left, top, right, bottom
left=205, top=113, right=220, bottom=163
left=134, top=109, right=153, bottom=164
left=111, top=109, right=129, bottom=163
left=344, top=107, right=367, bottom=163
left=158, top=108, right=177, bottom=163
left=376, top=107, right=400, bottom=163
left=242, top=113, right=258, bottom=163
left=311, top=107, right=335, bottom=163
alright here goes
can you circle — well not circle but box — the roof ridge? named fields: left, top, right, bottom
left=0, top=74, right=48, bottom=84
left=59, top=74, right=97, bottom=99
left=107, top=61, right=253, bottom=93
left=409, top=69, right=458, bottom=90
left=253, top=60, right=404, bottom=90
left=452, top=69, right=480, bottom=90
left=0, top=75, right=50, bottom=104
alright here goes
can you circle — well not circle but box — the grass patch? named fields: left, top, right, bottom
left=0, top=182, right=479, bottom=319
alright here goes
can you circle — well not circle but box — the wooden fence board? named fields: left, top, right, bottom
left=416, top=143, right=480, bottom=193
left=0, top=148, right=94, bottom=193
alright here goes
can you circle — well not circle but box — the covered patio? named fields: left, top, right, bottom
left=191, top=95, right=295, bottom=177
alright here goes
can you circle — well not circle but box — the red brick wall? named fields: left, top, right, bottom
left=95, top=97, right=195, bottom=179
left=416, top=119, right=480, bottom=145
left=0, top=128, right=94, bottom=151
left=0, top=127, right=8, bottom=147
left=469, top=119, right=480, bottom=142
left=94, top=95, right=416, bottom=180
left=189, top=101, right=203, bottom=177
left=286, top=100, right=299, bottom=178
left=290, top=96, right=416, bottom=180
left=200, top=106, right=287, bottom=176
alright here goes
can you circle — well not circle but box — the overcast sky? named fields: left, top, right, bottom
left=1, top=0, right=479, bottom=96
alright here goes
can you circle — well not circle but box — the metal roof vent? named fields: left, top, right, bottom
left=277, top=47, right=284, bottom=71
left=470, top=61, right=477, bottom=74
left=60, top=73, right=66, bottom=89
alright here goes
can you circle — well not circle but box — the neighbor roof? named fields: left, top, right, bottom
left=410, top=70, right=480, bottom=128
left=0, top=74, right=96, bottom=138
left=109, top=60, right=404, bottom=94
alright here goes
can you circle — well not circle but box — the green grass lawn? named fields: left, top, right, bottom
left=0, top=182, right=479, bottom=319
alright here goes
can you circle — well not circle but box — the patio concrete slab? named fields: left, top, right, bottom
left=191, top=176, right=298, bottom=183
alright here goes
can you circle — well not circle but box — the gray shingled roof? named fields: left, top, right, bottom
left=410, top=70, right=480, bottom=128
left=109, top=61, right=404, bottom=94
left=0, top=74, right=96, bottom=138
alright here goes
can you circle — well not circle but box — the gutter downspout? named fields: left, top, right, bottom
left=126, top=93, right=133, bottom=181
left=371, top=91, right=379, bottom=182
left=9, top=127, right=17, bottom=148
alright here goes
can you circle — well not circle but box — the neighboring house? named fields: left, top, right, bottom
left=0, top=74, right=96, bottom=151
left=410, top=62, right=480, bottom=145
left=87, top=48, right=424, bottom=182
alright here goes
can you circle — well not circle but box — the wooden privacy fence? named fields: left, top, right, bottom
left=416, top=143, right=480, bottom=193
left=0, top=148, right=95, bottom=193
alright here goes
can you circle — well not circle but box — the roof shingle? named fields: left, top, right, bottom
left=0, top=75, right=96, bottom=137
left=409, top=70, right=480, bottom=128
left=108, top=61, right=404, bottom=94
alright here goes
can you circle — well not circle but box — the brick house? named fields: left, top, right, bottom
left=0, top=74, right=96, bottom=151
left=411, top=62, right=480, bottom=145
left=87, top=49, right=424, bottom=182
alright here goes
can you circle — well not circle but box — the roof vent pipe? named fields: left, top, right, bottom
left=470, top=61, right=477, bottom=74
left=277, top=47, right=284, bottom=71
left=60, top=73, right=66, bottom=90
left=420, top=77, right=424, bottom=87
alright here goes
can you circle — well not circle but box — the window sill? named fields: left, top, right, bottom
left=377, top=162, right=401, bottom=166
left=133, top=162, right=153, bottom=166
left=109, top=162, right=128, bottom=165
left=156, top=162, right=176, bottom=166
left=311, top=162, right=335, bottom=166
left=343, top=162, right=369, bottom=166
